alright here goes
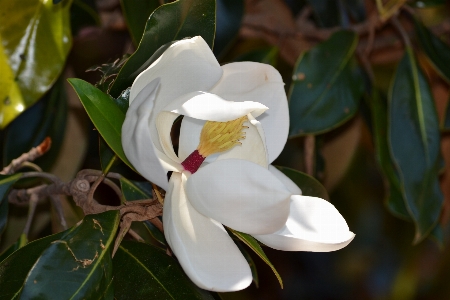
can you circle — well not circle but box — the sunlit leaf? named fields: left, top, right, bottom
left=288, top=30, right=363, bottom=137
left=214, top=0, right=244, bottom=58
left=388, top=47, right=443, bottom=243
left=0, top=173, right=22, bottom=240
left=414, top=18, right=450, bottom=82
left=0, top=234, right=27, bottom=263
left=19, top=211, right=120, bottom=299
left=234, top=47, right=278, bottom=66
left=113, top=241, right=214, bottom=299
left=109, top=0, right=216, bottom=97
left=0, top=0, right=72, bottom=128
left=275, top=166, right=329, bottom=200
left=230, top=229, right=283, bottom=288
left=68, top=78, right=135, bottom=171
left=2, top=77, right=68, bottom=171
left=120, top=0, right=160, bottom=45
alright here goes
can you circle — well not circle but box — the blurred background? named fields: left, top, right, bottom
left=1, top=0, right=450, bottom=299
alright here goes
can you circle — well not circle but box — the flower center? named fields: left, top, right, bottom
left=181, top=116, right=248, bottom=174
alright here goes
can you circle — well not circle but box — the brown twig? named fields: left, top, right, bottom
left=304, top=135, right=315, bottom=176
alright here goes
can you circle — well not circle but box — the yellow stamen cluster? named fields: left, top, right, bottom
left=197, top=116, right=248, bottom=157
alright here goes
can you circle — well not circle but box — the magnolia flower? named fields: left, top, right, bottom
left=122, top=36, right=354, bottom=292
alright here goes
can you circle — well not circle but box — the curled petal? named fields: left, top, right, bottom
left=185, top=159, right=291, bottom=235
left=129, top=36, right=223, bottom=153
left=268, top=165, right=302, bottom=195
left=122, top=78, right=179, bottom=190
left=163, top=172, right=252, bottom=292
left=253, top=196, right=355, bottom=252
left=163, top=91, right=267, bottom=122
left=211, top=62, right=289, bottom=163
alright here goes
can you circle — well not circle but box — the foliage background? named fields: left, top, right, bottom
left=1, top=0, right=450, bottom=299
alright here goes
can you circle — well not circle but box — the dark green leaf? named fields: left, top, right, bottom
left=0, top=234, right=27, bottom=263
left=109, top=0, right=216, bottom=97
left=0, top=0, right=71, bottom=127
left=3, top=77, right=68, bottom=171
left=288, top=30, right=363, bottom=136
left=120, top=177, right=153, bottom=201
left=70, top=0, right=100, bottom=35
left=214, top=0, right=244, bottom=58
left=369, top=91, right=410, bottom=220
left=275, top=166, right=329, bottom=200
left=19, top=211, right=120, bottom=299
left=0, top=173, right=22, bottom=240
left=444, top=97, right=450, bottom=131
left=414, top=18, right=450, bottom=83
left=68, top=78, right=135, bottom=171
left=120, top=0, right=160, bottom=45
left=99, top=136, right=119, bottom=174
left=0, top=231, right=66, bottom=299
left=234, top=47, right=278, bottom=66
left=143, top=220, right=166, bottom=246
left=411, top=0, right=446, bottom=8
left=87, top=55, right=131, bottom=94
left=113, top=241, right=214, bottom=299
left=115, top=87, right=130, bottom=114
left=306, top=0, right=365, bottom=28
left=388, top=48, right=443, bottom=243
left=230, top=229, right=283, bottom=288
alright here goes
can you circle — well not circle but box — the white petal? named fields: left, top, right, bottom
left=210, top=62, right=289, bottom=163
left=215, top=114, right=268, bottom=168
left=122, top=78, right=179, bottom=190
left=185, top=159, right=291, bottom=235
left=268, top=165, right=302, bottom=195
left=178, top=116, right=205, bottom=161
left=156, top=112, right=181, bottom=164
left=163, top=91, right=267, bottom=121
left=163, top=172, right=252, bottom=292
left=253, top=196, right=355, bottom=252
left=129, top=36, right=223, bottom=153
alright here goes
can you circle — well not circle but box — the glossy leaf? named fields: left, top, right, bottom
left=414, top=18, right=450, bottom=83
left=120, top=177, right=153, bottom=201
left=288, top=30, right=363, bottom=137
left=113, top=241, right=214, bottom=299
left=275, top=166, right=329, bottom=200
left=143, top=220, right=166, bottom=246
left=388, top=48, right=443, bottom=243
left=0, top=173, right=22, bottom=240
left=120, top=0, right=160, bottom=45
left=0, top=231, right=66, bottom=299
left=214, top=0, right=244, bottom=58
left=369, top=91, right=410, bottom=220
left=234, top=47, right=278, bottom=66
left=0, top=234, right=27, bottom=264
left=230, top=229, right=283, bottom=288
left=2, top=77, right=68, bottom=171
left=0, top=0, right=72, bottom=128
left=19, top=211, right=120, bottom=299
left=99, top=136, right=119, bottom=174
left=68, top=78, right=135, bottom=171
left=109, top=0, right=216, bottom=97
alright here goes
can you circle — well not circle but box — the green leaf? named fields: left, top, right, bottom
left=234, top=47, right=278, bottom=66
left=120, top=177, right=153, bottom=201
left=0, top=231, right=66, bottom=299
left=120, top=0, right=160, bottom=45
left=214, top=0, right=244, bottom=58
left=109, top=0, right=216, bottom=97
left=68, top=78, right=135, bottom=171
left=143, top=220, right=166, bottom=246
left=0, top=173, right=22, bottom=240
left=288, top=30, right=363, bottom=137
left=230, top=229, right=283, bottom=288
left=99, top=136, right=119, bottom=174
left=233, top=238, right=259, bottom=288
left=2, top=77, right=68, bottom=171
left=0, top=0, right=72, bottom=128
left=388, top=47, right=443, bottom=243
left=19, top=211, right=120, bottom=299
left=275, top=166, right=329, bottom=200
left=113, top=241, right=214, bottom=299
left=306, top=0, right=365, bottom=28
left=0, top=234, right=27, bottom=263
left=414, top=18, right=450, bottom=83
left=369, top=91, right=411, bottom=220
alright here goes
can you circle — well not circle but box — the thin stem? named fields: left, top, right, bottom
left=23, top=194, right=39, bottom=237
left=87, top=174, right=105, bottom=205
left=50, top=195, right=68, bottom=230
left=391, top=15, right=412, bottom=48
left=21, top=172, right=60, bottom=183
